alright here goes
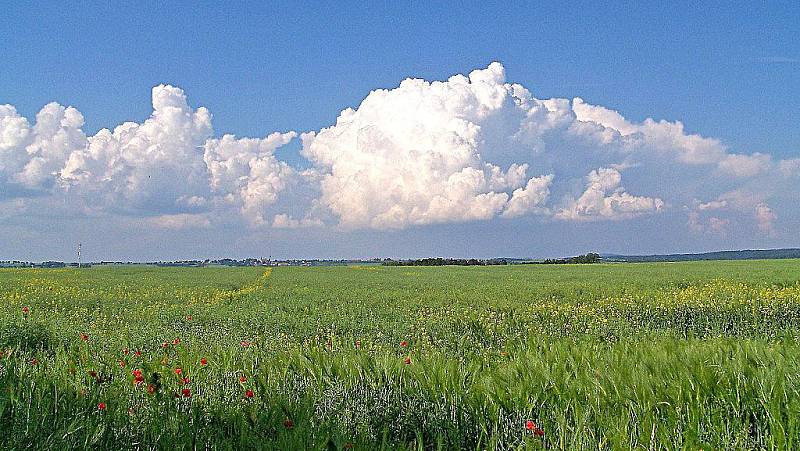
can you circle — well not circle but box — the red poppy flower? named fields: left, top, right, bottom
left=283, top=419, right=294, bottom=429
left=79, top=333, right=89, bottom=341
left=534, top=428, right=544, bottom=437
left=355, top=340, right=361, bottom=348
left=22, top=306, right=29, bottom=314
left=118, top=360, right=126, bottom=367
left=132, top=369, right=144, bottom=384
left=181, top=377, right=190, bottom=385
left=200, top=358, right=207, bottom=366
left=174, top=368, right=182, bottom=375
left=186, top=315, right=192, bottom=321
left=404, top=357, right=411, bottom=365
left=400, top=340, right=408, bottom=347
left=97, top=402, right=106, bottom=411
left=181, top=388, right=191, bottom=398
left=526, top=420, right=536, bottom=431
left=89, top=370, right=97, bottom=378
left=172, top=338, right=181, bottom=345
left=161, top=342, right=169, bottom=349
left=122, top=348, right=129, bottom=355
left=30, top=358, right=38, bottom=365
left=244, top=389, right=254, bottom=398
left=147, top=384, right=156, bottom=394
left=239, top=376, right=247, bottom=383
left=134, top=350, right=142, bottom=357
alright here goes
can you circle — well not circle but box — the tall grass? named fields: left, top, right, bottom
left=1, top=261, right=800, bottom=449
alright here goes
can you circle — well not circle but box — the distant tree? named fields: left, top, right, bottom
left=569, top=253, right=600, bottom=264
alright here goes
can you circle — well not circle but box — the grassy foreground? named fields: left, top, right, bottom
left=1, top=261, right=800, bottom=449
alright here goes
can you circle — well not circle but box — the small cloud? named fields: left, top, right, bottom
left=146, top=214, right=211, bottom=230
left=555, top=168, right=663, bottom=221
left=501, top=174, right=554, bottom=218
left=271, top=214, right=323, bottom=229
left=695, top=199, right=728, bottom=211
left=754, top=203, right=777, bottom=236
left=708, top=217, right=730, bottom=234
left=687, top=211, right=729, bottom=236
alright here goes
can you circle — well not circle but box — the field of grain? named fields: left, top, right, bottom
left=2, top=261, right=800, bottom=449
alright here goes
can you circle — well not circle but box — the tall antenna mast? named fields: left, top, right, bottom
left=77, top=242, right=82, bottom=269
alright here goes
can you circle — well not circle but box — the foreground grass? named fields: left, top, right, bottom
left=1, top=261, right=800, bottom=449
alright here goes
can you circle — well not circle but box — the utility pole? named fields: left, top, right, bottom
left=77, top=242, right=82, bottom=269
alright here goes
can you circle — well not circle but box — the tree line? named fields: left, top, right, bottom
left=382, top=253, right=601, bottom=266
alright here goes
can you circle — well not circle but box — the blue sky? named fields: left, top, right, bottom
left=1, top=1, right=798, bottom=260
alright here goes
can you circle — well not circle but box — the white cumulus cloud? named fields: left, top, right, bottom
left=300, top=63, right=554, bottom=229
left=0, top=102, right=88, bottom=190
left=555, top=167, right=663, bottom=221
left=754, top=203, right=777, bottom=235
left=204, top=132, right=298, bottom=226
left=0, top=62, right=797, bottom=238
left=502, top=174, right=554, bottom=218
left=59, top=85, right=213, bottom=213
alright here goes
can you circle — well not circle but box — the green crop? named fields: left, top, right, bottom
left=1, top=260, right=800, bottom=449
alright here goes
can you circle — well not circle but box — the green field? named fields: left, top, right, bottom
left=2, top=261, right=800, bottom=449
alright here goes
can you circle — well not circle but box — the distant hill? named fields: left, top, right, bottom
left=602, top=248, right=800, bottom=263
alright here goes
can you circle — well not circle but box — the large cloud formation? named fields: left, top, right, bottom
left=0, top=63, right=796, bottom=235
left=60, top=85, right=213, bottom=213
left=300, top=63, right=553, bottom=228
